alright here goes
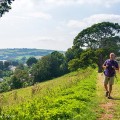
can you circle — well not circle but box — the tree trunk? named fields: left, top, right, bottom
left=98, top=54, right=104, bottom=73
left=98, top=64, right=103, bottom=73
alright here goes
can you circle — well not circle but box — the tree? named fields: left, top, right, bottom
left=31, top=51, right=67, bottom=83
left=11, top=76, right=22, bottom=89
left=11, top=69, right=30, bottom=89
left=50, top=51, right=65, bottom=77
left=4, top=61, right=10, bottom=70
left=68, top=59, right=81, bottom=71
left=65, top=47, right=83, bottom=62
left=68, top=49, right=97, bottom=71
left=0, top=70, right=3, bottom=77
left=10, top=60, right=19, bottom=66
left=16, top=63, right=24, bottom=70
left=31, top=56, right=51, bottom=82
left=0, top=61, right=4, bottom=70
left=74, top=22, right=120, bottom=49
left=65, top=48, right=74, bottom=62
left=73, top=22, right=120, bottom=72
left=0, top=0, right=14, bottom=17
left=21, top=57, right=27, bottom=64
left=26, top=57, right=38, bottom=67
left=0, top=81, right=11, bottom=92
left=79, top=49, right=97, bottom=67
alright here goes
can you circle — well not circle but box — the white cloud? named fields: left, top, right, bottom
left=35, top=0, right=120, bottom=7
left=87, top=14, right=120, bottom=23
left=2, top=12, right=52, bottom=21
left=35, top=37, right=55, bottom=42
left=13, top=0, right=120, bottom=8
left=1, top=0, right=52, bottom=20
left=28, top=12, right=52, bottom=20
left=67, top=20, right=86, bottom=28
left=33, top=36, right=71, bottom=51
left=67, top=14, right=120, bottom=29
left=44, top=0, right=120, bottom=4
left=8, top=0, right=120, bottom=21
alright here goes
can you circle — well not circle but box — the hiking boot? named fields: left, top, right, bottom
left=105, top=91, right=109, bottom=97
left=108, top=96, right=113, bottom=99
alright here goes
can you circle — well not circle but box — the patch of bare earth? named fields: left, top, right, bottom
left=99, top=102, right=114, bottom=120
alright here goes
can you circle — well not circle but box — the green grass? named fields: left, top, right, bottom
left=112, top=73, right=120, bottom=120
left=0, top=68, right=98, bottom=120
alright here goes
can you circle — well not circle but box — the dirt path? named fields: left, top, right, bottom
left=97, top=73, right=120, bottom=120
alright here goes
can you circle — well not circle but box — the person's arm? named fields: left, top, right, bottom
left=102, top=61, right=108, bottom=70
left=115, top=66, right=119, bottom=70
left=113, top=62, right=119, bottom=70
left=112, top=66, right=119, bottom=70
left=102, top=65, right=107, bottom=69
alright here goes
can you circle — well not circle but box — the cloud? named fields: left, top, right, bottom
left=7, top=12, right=52, bottom=20
left=33, top=36, right=71, bottom=51
left=28, top=12, right=52, bottom=20
left=14, top=0, right=120, bottom=9
left=35, top=37, right=56, bottom=42
left=44, top=0, right=120, bottom=4
left=67, top=20, right=86, bottom=28
left=8, top=0, right=120, bottom=21
left=67, top=14, right=120, bottom=29
left=32, top=0, right=120, bottom=7
left=1, top=0, right=52, bottom=20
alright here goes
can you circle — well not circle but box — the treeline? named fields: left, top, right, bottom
left=0, top=60, right=19, bottom=78
left=0, top=51, right=68, bottom=92
left=0, top=49, right=105, bottom=92
left=0, top=22, right=120, bottom=93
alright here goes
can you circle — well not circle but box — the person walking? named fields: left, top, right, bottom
left=102, top=53, right=119, bottom=99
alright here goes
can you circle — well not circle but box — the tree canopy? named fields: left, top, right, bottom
left=31, top=51, right=67, bottom=82
left=26, top=57, right=38, bottom=67
left=73, top=22, right=120, bottom=50
left=0, top=0, right=14, bottom=17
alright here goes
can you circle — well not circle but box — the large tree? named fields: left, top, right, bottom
left=73, top=22, right=120, bottom=72
left=31, top=51, right=67, bottom=82
left=0, top=0, right=14, bottom=17
left=73, top=22, right=120, bottom=49
left=26, top=57, right=38, bottom=67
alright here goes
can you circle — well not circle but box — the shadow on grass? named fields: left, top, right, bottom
left=112, top=97, right=120, bottom=100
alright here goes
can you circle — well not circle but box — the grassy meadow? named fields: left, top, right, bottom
left=0, top=68, right=99, bottom=120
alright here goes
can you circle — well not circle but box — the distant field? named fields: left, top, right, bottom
left=0, top=48, right=63, bottom=60
left=15, top=55, right=42, bottom=60
left=0, top=68, right=98, bottom=120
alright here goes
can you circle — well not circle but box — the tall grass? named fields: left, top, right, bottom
left=0, top=67, right=98, bottom=120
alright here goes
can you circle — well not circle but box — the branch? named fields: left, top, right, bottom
left=0, top=0, right=14, bottom=17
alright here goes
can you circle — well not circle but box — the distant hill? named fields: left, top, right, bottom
left=0, top=48, right=64, bottom=60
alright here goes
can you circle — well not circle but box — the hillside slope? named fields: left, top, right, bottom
left=0, top=68, right=98, bottom=120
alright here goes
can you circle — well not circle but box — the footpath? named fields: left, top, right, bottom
left=97, top=73, right=120, bottom=120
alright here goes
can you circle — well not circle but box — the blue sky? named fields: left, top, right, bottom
left=0, top=0, right=120, bottom=51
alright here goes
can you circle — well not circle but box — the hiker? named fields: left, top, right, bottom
left=102, top=53, right=119, bottom=99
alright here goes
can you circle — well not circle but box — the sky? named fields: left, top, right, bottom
left=0, top=0, right=120, bottom=51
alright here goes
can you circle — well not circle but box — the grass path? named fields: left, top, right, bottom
left=97, top=73, right=120, bottom=120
